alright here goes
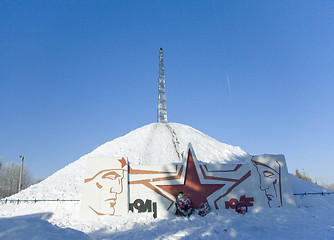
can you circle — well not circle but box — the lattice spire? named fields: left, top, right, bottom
left=157, top=48, right=167, bottom=123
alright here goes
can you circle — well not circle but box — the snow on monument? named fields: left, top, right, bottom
left=4, top=48, right=295, bottom=219
left=79, top=49, right=296, bottom=219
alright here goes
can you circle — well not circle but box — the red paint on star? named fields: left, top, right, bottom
left=118, top=158, right=127, bottom=168
left=157, top=149, right=225, bottom=208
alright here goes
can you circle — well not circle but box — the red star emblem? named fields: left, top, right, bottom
left=157, top=149, right=225, bottom=208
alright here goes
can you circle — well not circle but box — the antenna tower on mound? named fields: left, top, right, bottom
left=157, top=48, right=167, bottom=123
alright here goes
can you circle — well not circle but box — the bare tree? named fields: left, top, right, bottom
left=0, top=161, right=35, bottom=199
left=295, top=169, right=313, bottom=183
left=326, top=184, right=334, bottom=191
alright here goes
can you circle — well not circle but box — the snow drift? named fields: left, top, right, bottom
left=1, top=122, right=333, bottom=239
left=8, top=122, right=250, bottom=201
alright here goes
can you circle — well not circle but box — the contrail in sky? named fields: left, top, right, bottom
left=226, top=74, right=232, bottom=99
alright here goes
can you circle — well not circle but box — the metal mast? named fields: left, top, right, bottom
left=157, top=48, right=167, bottom=123
left=18, top=155, right=24, bottom=192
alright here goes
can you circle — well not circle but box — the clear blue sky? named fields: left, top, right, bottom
left=1, top=1, right=334, bottom=184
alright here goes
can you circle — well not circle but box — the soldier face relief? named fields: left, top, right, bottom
left=252, top=159, right=282, bottom=208
left=85, top=169, right=125, bottom=215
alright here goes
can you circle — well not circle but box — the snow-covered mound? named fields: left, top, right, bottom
left=8, top=122, right=250, bottom=201
left=1, top=122, right=334, bottom=239
left=89, top=122, right=250, bottom=165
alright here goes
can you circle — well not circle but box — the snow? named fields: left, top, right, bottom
left=1, top=122, right=333, bottom=239
left=0, top=213, right=89, bottom=240
left=6, top=123, right=249, bottom=202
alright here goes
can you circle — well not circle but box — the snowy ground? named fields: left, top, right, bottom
left=1, top=123, right=333, bottom=239
left=1, top=176, right=333, bottom=240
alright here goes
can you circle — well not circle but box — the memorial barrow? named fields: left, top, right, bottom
left=79, top=49, right=296, bottom=219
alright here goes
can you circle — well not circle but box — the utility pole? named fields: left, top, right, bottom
left=18, top=155, right=24, bottom=192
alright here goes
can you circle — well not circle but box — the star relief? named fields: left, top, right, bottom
left=156, top=146, right=225, bottom=208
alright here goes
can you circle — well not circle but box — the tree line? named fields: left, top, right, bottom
left=0, top=158, right=40, bottom=199
left=295, top=169, right=334, bottom=191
